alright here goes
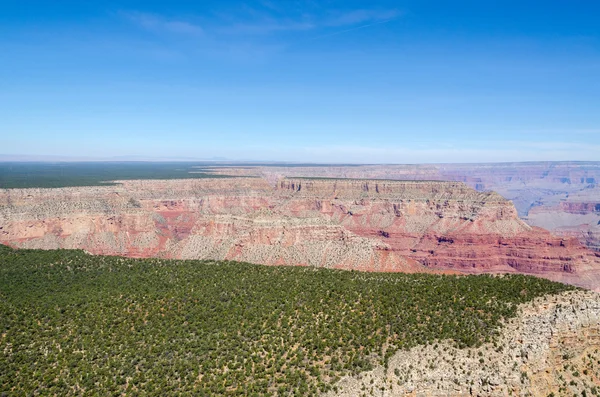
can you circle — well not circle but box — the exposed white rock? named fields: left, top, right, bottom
left=326, top=290, right=600, bottom=397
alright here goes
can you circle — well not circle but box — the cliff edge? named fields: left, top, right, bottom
left=1, top=177, right=599, bottom=290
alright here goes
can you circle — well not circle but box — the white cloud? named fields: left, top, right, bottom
left=118, top=6, right=402, bottom=46
left=325, top=9, right=402, bottom=27
left=122, top=11, right=204, bottom=36
left=214, top=7, right=400, bottom=36
left=219, top=19, right=315, bottom=35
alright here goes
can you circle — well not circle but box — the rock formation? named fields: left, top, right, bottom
left=204, top=162, right=600, bottom=252
left=326, top=290, right=600, bottom=397
left=526, top=186, right=600, bottom=253
left=1, top=177, right=600, bottom=290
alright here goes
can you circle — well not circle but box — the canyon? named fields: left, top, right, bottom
left=203, top=162, right=600, bottom=253
left=1, top=176, right=600, bottom=291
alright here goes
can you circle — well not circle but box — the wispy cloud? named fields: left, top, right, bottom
left=121, top=11, right=204, bottom=36
left=219, top=19, right=315, bottom=35
left=120, top=5, right=401, bottom=38
left=325, top=9, right=402, bottom=27
left=117, top=5, right=403, bottom=59
left=308, top=18, right=396, bottom=41
left=213, top=6, right=401, bottom=36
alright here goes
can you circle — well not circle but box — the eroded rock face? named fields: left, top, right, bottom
left=325, top=290, right=600, bottom=397
left=1, top=178, right=600, bottom=289
left=207, top=162, right=600, bottom=252
left=0, top=178, right=420, bottom=273
left=527, top=189, right=600, bottom=253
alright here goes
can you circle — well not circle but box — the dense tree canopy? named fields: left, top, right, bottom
left=0, top=245, right=575, bottom=395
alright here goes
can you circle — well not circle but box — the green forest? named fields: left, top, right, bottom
left=0, top=162, right=233, bottom=189
left=0, top=245, right=575, bottom=396
left=0, top=162, right=358, bottom=189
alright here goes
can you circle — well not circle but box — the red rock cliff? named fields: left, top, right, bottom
left=1, top=177, right=599, bottom=290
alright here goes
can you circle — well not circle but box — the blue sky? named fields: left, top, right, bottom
left=1, top=0, right=599, bottom=163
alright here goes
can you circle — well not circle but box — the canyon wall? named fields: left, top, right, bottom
left=2, top=177, right=600, bottom=290
left=204, top=162, right=600, bottom=251
left=526, top=186, right=600, bottom=253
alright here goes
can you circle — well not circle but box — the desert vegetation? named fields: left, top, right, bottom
left=0, top=245, right=575, bottom=396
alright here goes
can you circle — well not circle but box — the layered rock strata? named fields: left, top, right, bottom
left=0, top=179, right=418, bottom=272
left=526, top=188, right=600, bottom=253
left=203, top=162, right=600, bottom=251
left=326, top=290, right=600, bottom=397
left=1, top=177, right=599, bottom=289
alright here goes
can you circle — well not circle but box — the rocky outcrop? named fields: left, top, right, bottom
left=1, top=177, right=600, bottom=290
left=325, top=290, right=600, bottom=397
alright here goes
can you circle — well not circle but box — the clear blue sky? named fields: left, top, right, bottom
left=1, top=0, right=599, bottom=163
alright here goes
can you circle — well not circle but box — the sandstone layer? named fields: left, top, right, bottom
left=203, top=162, right=600, bottom=251
left=1, top=177, right=600, bottom=290
left=326, top=290, right=600, bottom=397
